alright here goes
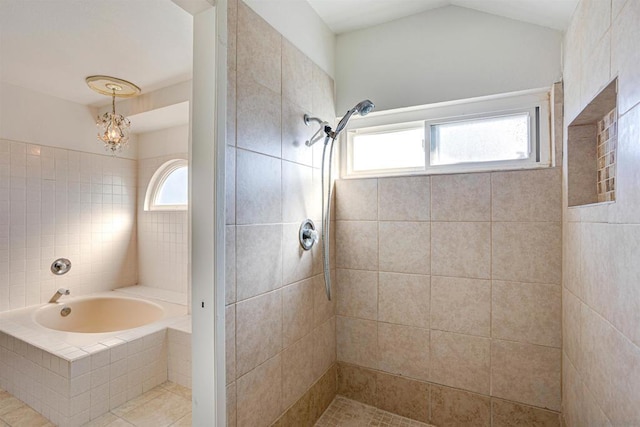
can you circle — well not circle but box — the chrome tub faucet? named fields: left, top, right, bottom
left=49, top=288, right=70, bottom=303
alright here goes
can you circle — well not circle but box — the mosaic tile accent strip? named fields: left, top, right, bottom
left=596, top=107, right=617, bottom=202
left=315, top=396, right=435, bottom=427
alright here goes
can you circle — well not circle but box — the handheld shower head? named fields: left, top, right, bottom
left=333, top=99, right=375, bottom=136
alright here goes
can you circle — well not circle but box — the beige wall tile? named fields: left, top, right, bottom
left=581, top=31, right=612, bottom=108
left=609, top=105, right=640, bottom=225
left=236, top=150, right=281, bottom=225
left=491, top=398, right=560, bottom=427
left=226, top=147, right=236, bottom=224
left=311, top=63, right=335, bottom=136
left=378, top=272, right=429, bottom=328
left=237, top=1, right=281, bottom=93
left=281, top=100, right=313, bottom=167
left=492, top=222, right=562, bottom=284
left=282, top=223, right=314, bottom=286
left=236, top=224, right=282, bottom=301
left=430, top=330, right=490, bottom=395
left=376, top=372, right=429, bottom=422
left=563, top=353, right=612, bottom=427
left=282, top=161, right=314, bottom=223
left=282, top=278, right=314, bottom=347
left=335, top=221, right=378, bottom=270
left=378, top=176, right=430, bottom=221
left=491, top=168, right=562, bottom=222
left=313, top=274, right=335, bottom=327
left=236, top=355, right=282, bottom=427
left=379, top=221, right=430, bottom=275
left=431, top=276, right=490, bottom=337
left=492, top=281, right=561, bottom=348
left=611, top=224, right=640, bottom=348
left=311, top=364, right=338, bottom=420
left=491, top=340, right=561, bottom=411
left=431, top=222, right=491, bottom=279
left=226, top=305, right=236, bottom=383
left=227, top=382, right=237, bottom=427
left=562, top=288, right=583, bottom=371
left=337, top=362, right=377, bottom=406
left=335, top=179, right=378, bottom=221
left=228, top=63, right=237, bottom=149
left=610, top=0, right=640, bottom=115
left=563, top=221, right=582, bottom=298
left=313, top=317, right=336, bottom=379
left=336, top=316, right=378, bottom=370
left=580, top=223, right=615, bottom=321
left=378, top=323, right=429, bottom=381
left=430, top=385, right=491, bottom=427
left=580, top=304, right=640, bottom=424
left=431, top=173, right=490, bottom=222
left=282, top=334, right=314, bottom=410
left=236, top=290, right=282, bottom=376
left=226, top=225, right=236, bottom=305
left=236, top=81, right=282, bottom=158
left=282, top=39, right=312, bottom=111
left=336, top=269, right=377, bottom=320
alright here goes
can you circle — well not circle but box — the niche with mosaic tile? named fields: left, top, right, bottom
left=567, top=79, right=618, bottom=207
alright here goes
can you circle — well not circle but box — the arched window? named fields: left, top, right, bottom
left=144, top=159, right=188, bottom=211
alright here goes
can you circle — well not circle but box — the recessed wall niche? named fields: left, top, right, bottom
left=567, top=79, right=618, bottom=207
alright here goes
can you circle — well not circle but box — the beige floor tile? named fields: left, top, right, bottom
left=111, top=386, right=167, bottom=417
left=161, top=382, right=192, bottom=401
left=103, top=419, right=135, bottom=427
left=169, top=413, right=191, bottom=427
left=119, top=391, right=191, bottom=427
left=0, top=392, right=24, bottom=417
left=0, top=405, right=51, bottom=427
left=83, top=412, right=122, bottom=427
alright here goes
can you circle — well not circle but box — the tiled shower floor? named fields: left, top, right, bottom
left=0, top=382, right=191, bottom=427
left=315, top=396, right=435, bottom=427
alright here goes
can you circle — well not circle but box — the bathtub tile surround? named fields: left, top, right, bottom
left=0, top=289, right=189, bottom=426
left=137, top=154, right=188, bottom=296
left=334, top=166, right=562, bottom=421
left=226, top=0, right=336, bottom=426
left=0, top=139, right=137, bottom=311
left=561, top=0, right=640, bottom=425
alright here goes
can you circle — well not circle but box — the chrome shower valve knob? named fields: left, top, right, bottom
left=299, top=219, right=318, bottom=250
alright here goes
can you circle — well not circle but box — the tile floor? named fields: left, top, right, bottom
left=0, top=382, right=191, bottom=427
left=315, top=396, right=435, bottom=427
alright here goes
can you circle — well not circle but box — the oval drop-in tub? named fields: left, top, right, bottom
left=33, top=296, right=165, bottom=333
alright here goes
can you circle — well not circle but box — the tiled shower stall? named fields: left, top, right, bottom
left=224, top=0, right=567, bottom=425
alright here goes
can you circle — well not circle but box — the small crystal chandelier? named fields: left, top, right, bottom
left=86, top=76, right=141, bottom=155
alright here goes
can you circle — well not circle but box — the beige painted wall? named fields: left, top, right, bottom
left=562, top=0, right=640, bottom=425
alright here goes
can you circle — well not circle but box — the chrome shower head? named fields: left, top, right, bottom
left=354, top=99, right=375, bottom=116
left=334, top=99, right=375, bottom=136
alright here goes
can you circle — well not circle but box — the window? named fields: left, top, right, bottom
left=144, top=159, right=188, bottom=211
left=342, top=89, right=550, bottom=177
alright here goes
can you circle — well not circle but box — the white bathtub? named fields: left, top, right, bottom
left=0, top=289, right=187, bottom=348
left=0, top=288, right=190, bottom=426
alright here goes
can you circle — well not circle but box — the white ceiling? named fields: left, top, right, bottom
left=307, top=0, right=579, bottom=34
left=0, top=0, right=576, bottom=110
left=0, top=0, right=193, bottom=106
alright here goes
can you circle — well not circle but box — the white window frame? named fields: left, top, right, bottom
left=341, top=88, right=551, bottom=178
left=144, top=158, right=189, bottom=211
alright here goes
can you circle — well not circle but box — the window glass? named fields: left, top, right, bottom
left=155, top=166, right=188, bottom=206
left=352, top=128, right=425, bottom=172
left=430, top=113, right=530, bottom=166
left=144, top=159, right=188, bottom=211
